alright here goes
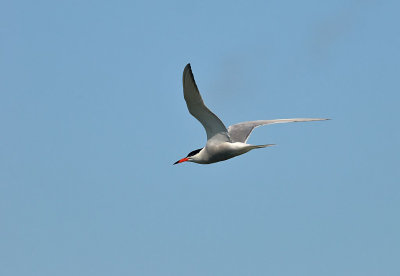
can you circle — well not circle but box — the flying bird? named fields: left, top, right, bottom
left=174, top=64, right=328, bottom=165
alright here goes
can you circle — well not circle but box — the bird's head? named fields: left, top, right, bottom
left=173, top=148, right=203, bottom=165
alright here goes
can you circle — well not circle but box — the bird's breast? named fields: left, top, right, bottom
left=204, top=142, right=250, bottom=163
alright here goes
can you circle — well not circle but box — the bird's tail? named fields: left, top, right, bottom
left=249, top=144, right=276, bottom=149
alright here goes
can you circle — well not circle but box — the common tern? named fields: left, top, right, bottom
left=174, top=64, right=328, bottom=165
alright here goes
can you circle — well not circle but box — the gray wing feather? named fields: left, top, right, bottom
left=183, top=64, right=229, bottom=141
left=228, top=118, right=329, bottom=143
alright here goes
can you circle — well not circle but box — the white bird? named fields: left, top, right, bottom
left=174, top=64, right=328, bottom=165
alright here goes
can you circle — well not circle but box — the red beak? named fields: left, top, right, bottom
left=173, top=157, right=189, bottom=165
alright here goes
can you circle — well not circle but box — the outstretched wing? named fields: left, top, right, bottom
left=228, top=118, right=329, bottom=143
left=182, top=64, right=229, bottom=142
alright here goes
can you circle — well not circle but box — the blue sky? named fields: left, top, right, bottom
left=1, top=0, right=399, bottom=275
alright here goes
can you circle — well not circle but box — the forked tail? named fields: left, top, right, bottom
left=249, top=144, right=276, bottom=149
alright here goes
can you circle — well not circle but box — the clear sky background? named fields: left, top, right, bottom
left=1, top=0, right=399, bottom=275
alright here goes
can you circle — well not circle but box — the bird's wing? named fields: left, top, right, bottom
left=228, top=118, right=329, bottom=143
left=183, top=64, right=230, bottom=142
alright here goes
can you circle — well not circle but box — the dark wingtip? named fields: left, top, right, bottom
left=183, top=63, right=192, bottom=76
left=183, top=63, right=198, bottom=91
left=173, top=160, right=179, bottom=165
